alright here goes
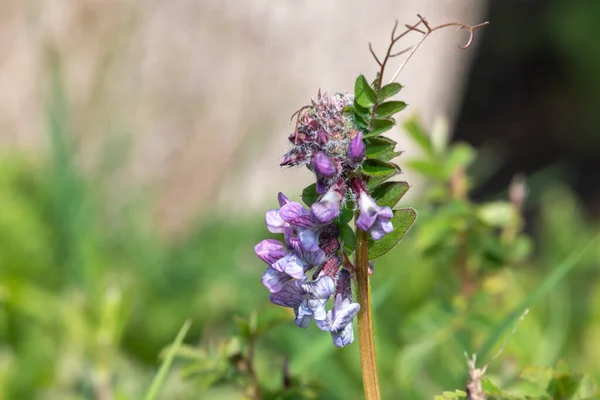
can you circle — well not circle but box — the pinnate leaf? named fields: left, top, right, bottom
left=354, top=75, right=377, bottom=107
left=301, top=184, right=319, bottom=206
left=362, top=159, right=401, bottom=177
left=368, top=208, right=417, bottom=259
left=375, top=101, right=408, bottom=118
left=379, top=82, right=403, bottom=100
left=371, top=181, right=409, bottom=208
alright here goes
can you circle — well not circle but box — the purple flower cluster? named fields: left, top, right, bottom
left=255, top=193, right=359, bottom=347
left=255, top=91, right=398, bottom=347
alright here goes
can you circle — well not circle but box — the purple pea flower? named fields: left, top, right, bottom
left=272, top=254, right=308, bottom=279
left=330, top=294, right=360, bottom=347
left=269, top=279, right=304, bottom=308
left=254, top=239, right=287, bottom=265
left=347, top=132, right=365, bottom=167
left=284, top=227, right=325, bottom=266
left=266, top=194, right=324, bottom=251
left=262, top=267, right=294, bottom=293
left=356, top=191, right=394, bottom=240
left=269, top=280, right=313, bottom=328
left=316, top=269, right=360, bottom=347
left=298, top=275, right=336, bottom=325
left=311, top=151, right=337, bottom=178
left=310, top=188, right=342, bottom=224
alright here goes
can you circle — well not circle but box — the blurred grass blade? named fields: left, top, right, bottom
left=479, top=237, right=597, bottom=361
left=144, top=319, right=192, bottom=400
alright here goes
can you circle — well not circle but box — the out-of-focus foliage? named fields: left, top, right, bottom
left=2, top=8, right=600, bottom=399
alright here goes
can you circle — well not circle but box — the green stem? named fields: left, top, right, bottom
left=354, top=228, right=381, bottom=400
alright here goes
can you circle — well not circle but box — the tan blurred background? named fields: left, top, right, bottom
left=0, top=0, right=486, bottom=234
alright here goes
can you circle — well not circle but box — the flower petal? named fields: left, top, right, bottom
left=272, top=254, right=307, bottom=279
left=280, top=202, right=313, bottom=228
left=311, top=151, right=337, bottom=177
left=278, top=192, right=290, bottom=207
left=262, top=267, right=293, bottom=293
left=295, top=301, right=313, bottom=328
left=331, top=322, right=354, bottom=347
left=298, top=228, right=321, bottom=252
left=330, top=302, right=360, bottom=331
left=254, top=239, right=286, bottom=265
left=301, top=276, right=335, bottom=299
left=266, top=210, right=287, bottom=233
left=269, top=281, right=304, bottom=308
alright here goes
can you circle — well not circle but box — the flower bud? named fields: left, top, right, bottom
left=347, top=132, right=365, bottom=166
left=316, top=130, right=329, bottom=145
left=311, top=152, right=337, bottom=178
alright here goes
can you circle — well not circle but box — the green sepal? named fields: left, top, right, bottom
left=367, top=208, right=417, bottom=260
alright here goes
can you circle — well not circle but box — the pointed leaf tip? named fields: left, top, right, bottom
left=368, top=208, right=417, bottom=260
left=354, top=75, right=378, bottom=108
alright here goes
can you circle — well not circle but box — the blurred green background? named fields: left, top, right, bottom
left=1, top=1, right=600, bottom=399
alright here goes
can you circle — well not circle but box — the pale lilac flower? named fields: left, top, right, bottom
left=269, top=280, right=304, bottom=308
left=272, top=254, right=308, bottom=279
left=321, top=269, right=360, bottom=347
left=262, top=267, right=294, bottom=293
left=269, top=280, right=312, bottom=328
left=284, top=228, right=325, bottom=266
left=356, top=191, right=394, bottom=240
left=254, top=239, right=287, bottom=265
left=310, top=188, right=342, bottom=224
left=300, top=275, right=335, bottom=323
left=347, top=132, right=365, bottom=166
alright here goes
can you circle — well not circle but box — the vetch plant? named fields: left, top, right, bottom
left=254, top=14, right=488, bottom=400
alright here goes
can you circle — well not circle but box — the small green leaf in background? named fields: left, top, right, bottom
left=371, top=181, right=410, bottom=208
left=301, top=184, right=319, bottom=206
left=547, top=373, right=583, bottom=400
left=406, top=159, right=445, bottom=179
left=368, top=118, right=395, bottom=136
left=144, top=319, right=192, bottom=400
left=477, top=202, right=516, bottom=228
left=404, top=116, right=434, bottom=156
left=444, top=143, right=476, bottom=174
left=354, top=74, right=377, bottom=107
left=374, top=101, right=408, bottom=118
left=378, top=82, right=403, bottom=100
left=368, top=208, right=417, bottom=260
left=362, top=159, right=401, bottom=177
left=339, top=223, right=356, bottom=255
left=365, top=136, right=397, bottom=158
